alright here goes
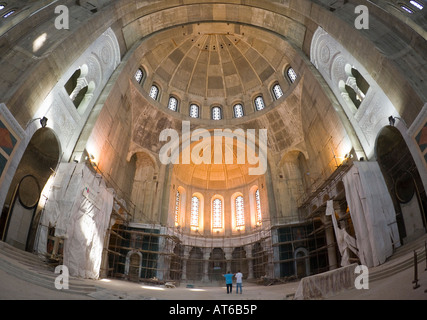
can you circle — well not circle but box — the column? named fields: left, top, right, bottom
left=244, top=244, right=254, bottom=279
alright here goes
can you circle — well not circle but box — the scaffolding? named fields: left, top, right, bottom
left=105, top=214, right=275, bottom=285
left=100, top=162, right=360, bottom=286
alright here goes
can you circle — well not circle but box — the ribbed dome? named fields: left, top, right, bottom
left=146, top=29, right=282, bottom=100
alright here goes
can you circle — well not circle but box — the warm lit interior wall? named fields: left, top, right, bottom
left=169, top=173, right=268, bottom=237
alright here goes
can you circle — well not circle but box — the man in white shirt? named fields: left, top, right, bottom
left=235, top=270, right=243, bottom=294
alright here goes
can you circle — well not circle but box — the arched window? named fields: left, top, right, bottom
left=2, top=9, right=14, bottom=18
left=134, top=68, right=144, bottom=83
left=191, top=196, right=200, bottom=227
left=255, top=189, right=262, bottom=224
left=149, top=84, right=159, bottom=100
left=212, top=198, right=223, bottom=229
left=174, top=191, right=180, bottom=226
left=64, top=69, right=81, bottom=96
left=272, top=83, right=284, bottom=100
left=254, top=96, right=265, bottom=111
left=212, top=106, right=222, bottom=120
left=233, top=104, right=244, bottom=118
left=235, top=196, right=245, bottom=227
left=341, top=66, right=370, bottom=110
left=168, top=96, right=178, bottom=112
left=287, top=67, right=297, bottom=83
left=189, top=104, right=200, bottom=118
left=409, top=0, right=423, bottom=10
left=400, top=4, right=414, bottom=13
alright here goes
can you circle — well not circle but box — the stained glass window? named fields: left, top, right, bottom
left=233, top=104, right=244, bottom=118
left=255, top=189, right=262, bottom=224
left=212, top=106, right=222, bottom=120
left=191, top=196, right=200, bottom=227
left=272, top=84, right=284, bottom=100
left=254, top=96, right=265, bottom=111
left=287, top=67, right=297, bottom=83
left=190, top=104, right=199, bottom=118
left=213, top=198, right=222, bottom=228
left=149, top=85, right=159, bottom=100
left=168, top=96, right=178, bottom=112
left=235, top=196, right=245, bottom=227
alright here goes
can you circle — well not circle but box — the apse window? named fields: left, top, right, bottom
left=272, top=83, right=284, bottom=100
left=168, top=96, right=178, bottom=112
left=235, top=196, right=245, bottom=227
left=134, top=68, right=144, bottom=84
left=255, top=189, right=262, bottom=224
left=191, top=196, right=200, bottom=227
left=287, top=67, right=297, bottom=83
left=212, top=198, right=223, bottom=229
left=212, top=106, right=222, bottom=120
left=254, top=96, right=265, bottom=111
left=189, top=104, right=200, bottom=118
left=174, top=191, right=180, bottom=226
left=233, top=103, right=244, bottom=118
left=149, top=84, right=159, bottom=100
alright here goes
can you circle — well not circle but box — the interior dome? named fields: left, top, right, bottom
left=139, top=23, right=293, bottom=110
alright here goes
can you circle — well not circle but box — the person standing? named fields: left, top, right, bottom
left=223, top=271, right=233, bottom=294
left=235, top=270, right=243, bottom=294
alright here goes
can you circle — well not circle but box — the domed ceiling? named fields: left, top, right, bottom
left=139, top=23, right=292, bottom=106
left=156, top=33, right=275, bottom=97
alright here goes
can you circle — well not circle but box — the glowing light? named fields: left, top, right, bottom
left=33, top=33, right=47, bottom=52
left=410, top=0, right=423, bottom=10
left=401, top=5, right=414, bottom=13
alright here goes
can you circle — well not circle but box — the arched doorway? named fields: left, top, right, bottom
left=231, top=247, right=248, bottom=279
left=0, top=127, right=60, bottom=251
left=376, top=126, right=427, bottom=244
left=187, top=247, right=203, bottom=281
left=209, top=247, right=226, bottom=281
left=170, top=244, right=183, bottom=280
left=294, top=247, right=310, bottom=278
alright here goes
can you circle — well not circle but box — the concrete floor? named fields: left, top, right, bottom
left=0, top=259, right=426, bottom=301
left=1, top=236, right=427, bottom=301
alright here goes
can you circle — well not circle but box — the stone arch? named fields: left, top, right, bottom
left=375, top=125, right=427, bottom=243
left=294, top=247, right=310, bottom=278
left=208, top=247, right=226, bottom=281
left=125, top=250, right=142, bottom=281
left=187, top=247, right=203, bottom=281
left=231, top=247, right=248, bottom=279
left=0, top=127, right=61, bottom=251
